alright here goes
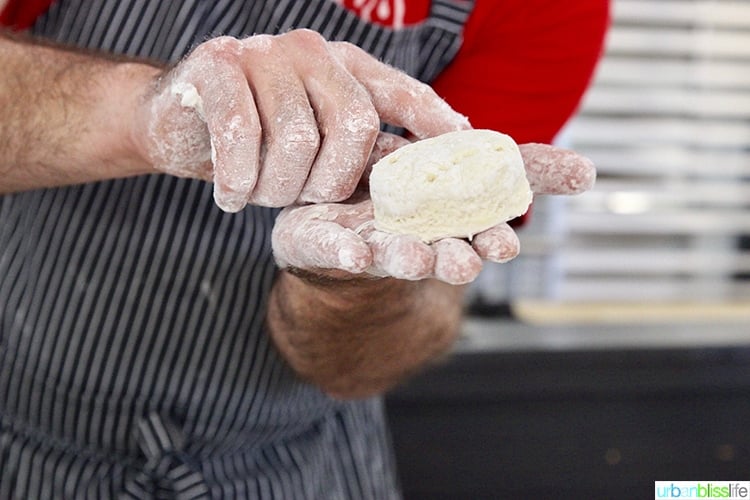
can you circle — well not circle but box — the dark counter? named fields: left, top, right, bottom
left=385, top=320, right=750, bottom=500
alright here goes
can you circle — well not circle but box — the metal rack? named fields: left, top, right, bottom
left=470, top=0, right=750, bottom=308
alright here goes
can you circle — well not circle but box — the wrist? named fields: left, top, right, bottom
left=280, top=268, right=418, bottom=316
left=268, top=270, right=466, bottom=399
left=99, top=61, right=163, bottom=176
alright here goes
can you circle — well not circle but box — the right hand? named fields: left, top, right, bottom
left=133, top=29, right=471, bottom=212
left=271, top=139, right=596, bottom=285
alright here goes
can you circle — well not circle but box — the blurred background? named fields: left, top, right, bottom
left=385, top=1, right=750, bottom=498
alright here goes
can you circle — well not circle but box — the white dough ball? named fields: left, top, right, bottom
left=369, top=129, right=532, bottom=243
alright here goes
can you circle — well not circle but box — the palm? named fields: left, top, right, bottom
left=272, top=142, right=595, bottom=285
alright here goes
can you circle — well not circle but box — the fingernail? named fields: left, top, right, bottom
left=214, top=188, right=246, bottom=213
left=338, top=246, right=369, bottom=273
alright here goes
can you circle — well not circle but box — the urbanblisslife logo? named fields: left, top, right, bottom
left=655, top=482, right=750, bottom=499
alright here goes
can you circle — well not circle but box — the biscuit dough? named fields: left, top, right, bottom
left=369, top=129, right=532, bottom=242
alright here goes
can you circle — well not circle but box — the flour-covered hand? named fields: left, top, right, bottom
left=133, top=29, right=470, bottom=212
left=271, top=197, right=483, bottom=285
left=272, top=141, right=595, bottom=285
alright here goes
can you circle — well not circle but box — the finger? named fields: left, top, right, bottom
left=366, top=231, right=435, bottom=281
left=369, top=132, right=412, bottom=164
left=519, top=143, right=596, bottom=195
left=359, top=132, right=411, bottom=190
left=432, top=239, right=483, bottom=285
left=272, top=206, right=372, bottom=274
left=329, top=42, right=471, bottom=140
left=238, top=37, right=320, bottom=207
left=278, top=31, right=380, bottom=204
left=471, top=223, right=520, bottom=263
left=189, top=43, right=262, bottom=212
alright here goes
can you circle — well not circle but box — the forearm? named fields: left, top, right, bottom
left=267, top=271, right=465, bottom=399
left=0, top=31, right=161, bottom=193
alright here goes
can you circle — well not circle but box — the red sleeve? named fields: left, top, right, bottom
left=432, top=0, right=610, bottom=144
left=0, top=0, right=56, bottom=29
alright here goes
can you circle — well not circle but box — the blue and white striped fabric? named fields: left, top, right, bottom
left=0, top=0, right=474, bottom=497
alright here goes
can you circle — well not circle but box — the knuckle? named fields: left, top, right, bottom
left=335, top=103, right=380, bottom=140
left=183, top=39, right=243, bottom=79
left=286, top=28, right=328, bottom=49
left=300, top=181, right=349, bottom=204
left=329, top=40, right=363, bottom=59
left=192, top=36, right=242, bottom=60
left=239, top=33, right=276, bottom=55
left=402, top=78, right=436, bottom=103
left=214, top=116, right=261, bottom=149
left=269, top=113, right=321, bottom=158
left=284, top=117, right=321, bottom=148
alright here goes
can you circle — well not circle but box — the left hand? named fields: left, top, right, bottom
left=271, top=140, right=596, bottom=285
left=134, top=31, right=471, bottom=212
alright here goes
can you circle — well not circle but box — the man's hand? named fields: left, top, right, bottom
left=271, top=141, right=596, bottom=285
left=134, top=29, right=470, bottom=212
left=1, top=29, right=469, bottom=199
left=272, top=197, right=516, bottom=285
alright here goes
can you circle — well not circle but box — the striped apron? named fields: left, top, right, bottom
left=0, top=0, right=474, bottom=497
